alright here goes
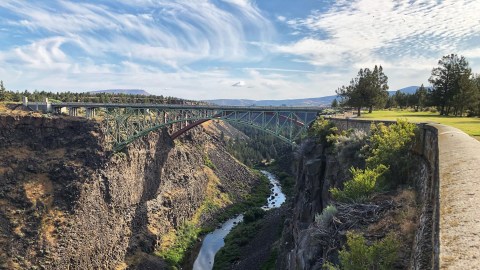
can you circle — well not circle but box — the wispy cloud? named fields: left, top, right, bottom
left=0, top=0, right=274, bottom=66
left=0, top=0, right=281, bottom=98
left=277, top=0, right=480, bottom=69
left=0, top=0, right=479, bottom=99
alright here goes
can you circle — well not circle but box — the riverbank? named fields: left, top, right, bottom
left=180, top=171, right=271, bottom=269
left=211, top=171, right=287, bottom=269
left=220, top=205, right=288, bottom=270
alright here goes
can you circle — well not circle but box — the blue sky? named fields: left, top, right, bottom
left=1, top=0, right=480, bottom=100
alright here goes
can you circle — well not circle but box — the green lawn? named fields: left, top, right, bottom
left=357, top=110, right=480, bottom=140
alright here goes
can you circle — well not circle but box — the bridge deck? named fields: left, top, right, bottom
left=50, top=102, right=325, bottom=112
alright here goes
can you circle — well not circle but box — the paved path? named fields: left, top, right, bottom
left=434, top=124, right=480, bottom=269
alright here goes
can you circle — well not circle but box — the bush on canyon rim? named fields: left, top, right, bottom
left=338, top=232, right=399, bottom=270
left=366, top=119, right=417, bottom=187
left=330, top=165, right=387, bottom=203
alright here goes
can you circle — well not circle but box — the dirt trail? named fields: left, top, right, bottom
left=433, top=124, right=480, bottom=269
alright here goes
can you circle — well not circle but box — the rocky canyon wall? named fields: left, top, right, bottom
left=276, top=121, right=440, bottom=269
left=0, top=114, right=259, bottom=269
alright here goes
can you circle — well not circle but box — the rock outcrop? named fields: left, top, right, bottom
left=0, top=114, right=260, bottom=269
left=276, top=124, right=439, bottom=270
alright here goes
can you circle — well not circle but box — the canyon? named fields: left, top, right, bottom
left=1, top=111, right=467, bottom=270
left=0, top=114, right=263, bottom=269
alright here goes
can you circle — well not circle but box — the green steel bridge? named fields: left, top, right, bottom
left=28, top=100, right=325, bottom=151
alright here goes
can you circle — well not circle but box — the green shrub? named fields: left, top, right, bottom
left=244, top=207, right=266, bottom=223
left=204, top=153, right=216, bottom=170
left=156, top=222, right=201, bottom=266
left=333, top=129, right=368, bottom=169
left=261, top=247, right=279, bottom=270
left=214, top=221, right=262, bottom=269
left=338, top=232, right=399, bottom=270
left=213, top=172, right=270, bottom=223
left=315, top=205, right=338, bottom=227
left=330, top=165, right=388, bottom=203
left=367, top=119, right=417, bottom=186
left=308, top=116, right=340, bottom=145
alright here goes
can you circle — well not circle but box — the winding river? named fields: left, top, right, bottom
left=193, top=170, right=286, bottom=270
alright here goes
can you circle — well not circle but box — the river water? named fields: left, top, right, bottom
left=193, top=170, right=286, bottom=270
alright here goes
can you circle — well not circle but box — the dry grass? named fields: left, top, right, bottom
left=13, top=223, right=25, bottom=238
left=0, top=146, right=32, bottom=160
left=368, top=189, right=418, bottom=240
left=0, top=103, right=9, bottom=113
left=191, top=167, right=232, bottom=224
left=23, top=173, right=53, bottom=205
left=0, top=166, right=12, bottom=175
left=46, top=148, right=66, bottom=159
left=22, top=173, right=64, bottom=245
left=158, top=228, right=178, bottom=252
left=41, top=209, right=66, bottom=245
left=114, top=262, right=128, bottom=270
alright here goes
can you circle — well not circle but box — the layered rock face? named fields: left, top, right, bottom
left=276, top=142, right=350, bottom=270
left=0, top=115, right=258, bottom=269
left=276, top=127, right=438, bottom=269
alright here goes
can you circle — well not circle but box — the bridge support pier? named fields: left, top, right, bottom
left=69, top=107, right=79, bottom=117
left=86, top=108, right=96, bottom=119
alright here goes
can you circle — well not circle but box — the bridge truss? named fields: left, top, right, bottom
left=99, top=105, right=322, bottom=151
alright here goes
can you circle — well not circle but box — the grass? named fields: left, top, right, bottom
left=156, top=222, right=202, bottom=266
left=357, top=110, right=480, bottom=140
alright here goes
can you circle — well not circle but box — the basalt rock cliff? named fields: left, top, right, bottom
left=0, top=114, right=259, bottom=269
left=275, top=124, right=439, bottom=270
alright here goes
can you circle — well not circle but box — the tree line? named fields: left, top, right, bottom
left=335, top=54, right=480, bottom=117
left=0, top=84, right=198, bottom=105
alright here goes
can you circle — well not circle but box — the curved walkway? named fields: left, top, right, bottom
left=434, top=124, right=480, bottom=269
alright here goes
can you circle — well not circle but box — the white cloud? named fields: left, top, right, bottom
left=278, top=0, right=480, bottom=65
left=272, top=0, right=480, bottom=91
left=232, top=81, right=246, bottom=87
left=1, top=0, right=479, bottom=100
left=0, top=0, right=274, bottom=67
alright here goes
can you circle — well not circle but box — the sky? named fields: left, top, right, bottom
left=1, top=0, right=480, bottom=100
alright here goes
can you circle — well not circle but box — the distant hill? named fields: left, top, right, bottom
left=206, top=86, right=424, bottom=107
left=205, top=96, right=337, bottom=107
left=388, top=86, right=422, bottom=96
left=88, top=89, right=151, bottom=95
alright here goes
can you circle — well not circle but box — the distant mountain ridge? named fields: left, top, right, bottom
left=206, top=86, right=422, bottom=107
left=388, top=86, right=420, bottom=96
left=89, top=89, right=151, bottom=95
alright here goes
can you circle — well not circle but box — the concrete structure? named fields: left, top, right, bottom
left=433, top=124, right=480, bottom=269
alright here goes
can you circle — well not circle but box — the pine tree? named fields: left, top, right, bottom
left=428, top=54, right=472, bottom=115
left=336, top=65, right=389, bottom=116
left=0, top=80, right=8, bottom=101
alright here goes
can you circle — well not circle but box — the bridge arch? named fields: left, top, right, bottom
left=170, top=117, right=303, bottom=146
left=47, top=103, right=323, bottom=151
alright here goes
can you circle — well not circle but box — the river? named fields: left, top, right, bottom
left=193, top=170, right=286, bottom=270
